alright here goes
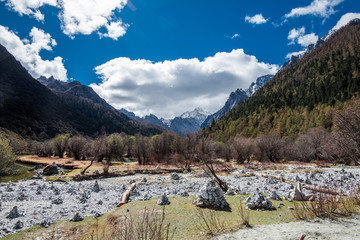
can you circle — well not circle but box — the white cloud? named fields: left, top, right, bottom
left=0, top=0, right=57, bottom=21
left=99, top=20, right=129, bottom=40
left=331, top=12, right=360, bottom=30
left=59, top=0, right=128, bottom=38
left=0, top=0, right=129, bottom=39
left=285, top=0, right=344, bottom=18
left=231, top=33, right=240, bottom=39
left=0, top=25, right=67, bottom=81
left=245, top=14, right=268, bottom=24
left=288, top=27, right=318, bottom=47
left=91, top=49, right=278, bottom=119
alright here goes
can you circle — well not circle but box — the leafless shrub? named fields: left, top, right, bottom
left=196, top=208, right=226, bottom=237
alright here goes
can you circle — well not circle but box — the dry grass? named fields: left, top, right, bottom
left=238, top=202, right=251, bottom=228
left=102, top=207, right=176, bottom=240
left=196, top=208, right=227, bottom=237
left=292, top=186, right=360, bottom=221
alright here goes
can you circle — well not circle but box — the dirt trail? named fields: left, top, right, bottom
left=215, top=215, right=360, bottom=240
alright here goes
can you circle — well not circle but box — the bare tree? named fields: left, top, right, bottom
left=133, top=134, right=150, bottom=165
left=197, top=138, right=228, bottom=192
left=232, top=136, right=254, bottom=164
left=334, top=105, right=360, bottom=165
left=256, top=134, right=285, bottom=162
left=68, top=136, right=87, bottom=160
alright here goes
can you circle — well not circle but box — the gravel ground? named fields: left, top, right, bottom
left=1, top=166, right=359, bottom=238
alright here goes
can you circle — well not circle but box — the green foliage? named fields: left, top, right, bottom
left=203, top=22, right=360, bottom=142
left=0, top=138, right=16, bottom=176
left=51, top=134, right=70, bottom=158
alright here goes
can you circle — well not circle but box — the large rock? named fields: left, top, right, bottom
left=157, top=194, right=171, bottom=205
left=171, top=172, right=180, bottom=181
left=70, top=213, right=84, bottom=222
left=244, top=192, right=276, bottom=210
left=196, top=180, right=229, bottom=209
left=290, top=182, right=310, bottom=201
left=43, top=162, right=59, bottom=176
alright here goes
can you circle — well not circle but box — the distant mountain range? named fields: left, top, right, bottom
left=203, top=18, right=360, bottom=141
left=0, top=45, right=162, bottom=140
left=201, top=74, right=274, bottom=128
left=119, top=107, right=209, bottom=135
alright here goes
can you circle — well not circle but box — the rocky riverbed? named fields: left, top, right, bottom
left=1, top=165, right=359, bottom=238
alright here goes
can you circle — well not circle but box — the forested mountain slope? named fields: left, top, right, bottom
left=202, top=20, right=360, bottom=141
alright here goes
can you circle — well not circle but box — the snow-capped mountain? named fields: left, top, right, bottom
left=282, top=14, right=360, bottom=70
left=119, top=108, right=209, bottom=135
left=201, top=74, right=274, bottom=128
left=180, top=108, right=209, bottom=122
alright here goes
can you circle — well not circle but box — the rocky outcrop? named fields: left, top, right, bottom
left=43, top=162, right=59, bottom=176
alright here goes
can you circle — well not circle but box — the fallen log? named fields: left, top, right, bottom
left=118, top=183, right=136, bottom=207
left=261, top=174, right=341, bottom=196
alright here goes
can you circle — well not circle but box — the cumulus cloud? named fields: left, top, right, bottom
left=0, top=25, right=67, bottom=81
left=0, top=0, right=129, bottom=40
left=91, top=49, right=278, bottom=119
left=285, top=0, right=344, bottom=19
left=288, top=27, right=318, bottom=47
left=59, top=0, right=128, bottom=39
left=245, top=14, right=268, bottom=24
left=0, top=0, right=57, bottom=21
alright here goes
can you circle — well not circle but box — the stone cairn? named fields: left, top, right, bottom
left=157, top=194, right=171, bottom=205
left=196, top=180, right=229, bottom=209
left=244, top=192, right=276, bottom=210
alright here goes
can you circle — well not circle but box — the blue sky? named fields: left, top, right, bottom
left=0, top=0, right=360, bottom=118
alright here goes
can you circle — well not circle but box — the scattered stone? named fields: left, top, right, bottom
left=70, top=213, right=84, bottom=222
left=180, top=191, right=189, bottom=197
left=295, top=175, right=303, bottom=183
left=244, top=192, right=276, bottom=210
left=97, top=200, right=103, bottom=205
left=5, top=185, right=14, bottom=192
left=13, top=220, right=23, bottom=230
left=40, top=220, right=52, bottom=228
left=141, top=177, right=147, bottom=183
left=53, top=187, right=60, bottom=195
left=52, top=198, right=63, bottom=205
left=17, top=193, right=27, bottom=201
left=225, top=189, right=236, bottom=195
left=183, top=169, right=189, bottom=174
left=129, top=179, right=136, bottom=184
left=6, top=206, right=21, bottom=219
left=171, top=173, right=180, bottom=181
left=93, top=170, right=100, bottom=175
left=196, top=180, right=229, bottom=209
left=43, top=162, right=59, bottom=176
left=266, top=178, right=278, bottom=184
left=349, top=172, right=355, bottom=179
left=94, top=212, right=103, bottom=218
left=93, top=181, right=100, bottom=193
left=79, top=192, right=90, bottom=204
left=268, top=191, right=282, bottom=201
left=0, top=201, right=2, bottom=211
left=305, top=177, right=312, bottom=185
left=157, top=194, right=171, bottom=205
left=155, top=165, right=161, bottom=171
left=288, top=207, right=294, bottom=210
left=30, top=173, right=43, bottom=179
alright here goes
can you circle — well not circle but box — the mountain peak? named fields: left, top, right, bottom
left=180, top=108, right=209, bottom=121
